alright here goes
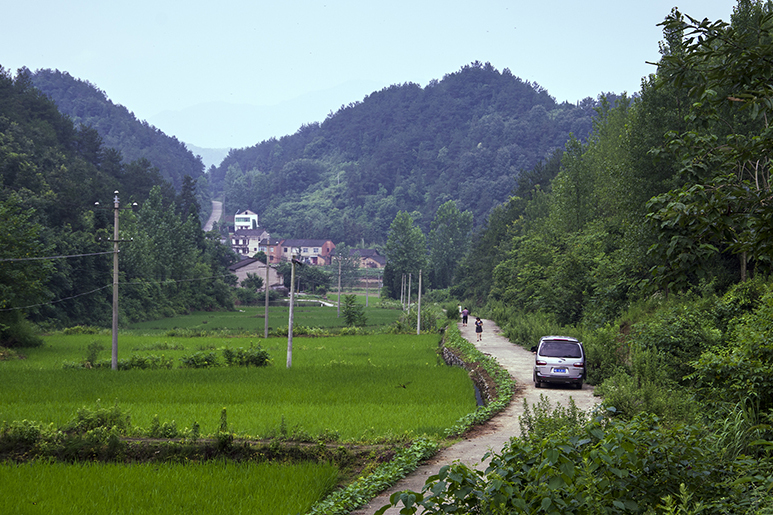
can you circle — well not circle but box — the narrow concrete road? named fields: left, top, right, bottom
left=203, top=200, right=223, bottom=232
left=350, top=319, right=599, bottom=515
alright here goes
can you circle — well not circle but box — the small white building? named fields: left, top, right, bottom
left=234, top=210, right=259, bottom=231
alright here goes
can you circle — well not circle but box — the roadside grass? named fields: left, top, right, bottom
left=0, top=460, right=339, bottom=515
left=1, top=334, right=476, bottom=441
left=126, top=304, right=401, bottom=333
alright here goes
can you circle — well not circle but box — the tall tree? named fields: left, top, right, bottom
left=647, top=2, right=773, bottom=290
left=383, top=211, right=427, bottom=299
left=427, top=200, right=473, bottom=289
left=0, top=193, right=54, bottom=346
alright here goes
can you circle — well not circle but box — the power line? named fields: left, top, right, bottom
left=0, top=271, right=236, bottom=312
left=0, top=251, right=116, bottom=263
left=0, top=285, right=112, bottom=312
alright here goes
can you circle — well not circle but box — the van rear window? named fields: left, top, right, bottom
left=540, top=341, right=582, bottom=358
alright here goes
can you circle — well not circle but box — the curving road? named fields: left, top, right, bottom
left=203, top=200, right=223, bottom=232
left=350, top=318, right=599, bottom=515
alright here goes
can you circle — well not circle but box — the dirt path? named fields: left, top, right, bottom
left=203, top=200, right=223, bottom=232
left=350, top=319, right=600, bottom=515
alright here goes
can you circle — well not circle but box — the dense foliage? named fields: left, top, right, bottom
left=0, top=66, right=236, bottom=345
left=211, top=62, right=603, bottom=244
left=422, top=2, right=773, bottom=512
left=27, top=68, right=207, bottom=194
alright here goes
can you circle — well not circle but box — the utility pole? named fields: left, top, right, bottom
left=407, top=272, right=412, bottom=310
left=417, top=269, right=422, bottom=335
left=365, top=270, right=369, bottom=308
left=95, top=191, right=136, bottom=371
left=337, top=257, right=342, bottom=318
left=111, top=193, right=119, bottom=370
left=264, top=258, right=270, bottom=338
left=287, top=250, right=303, bottom=368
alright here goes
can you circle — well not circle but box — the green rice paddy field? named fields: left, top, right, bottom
left=127, top=304, right=402, bottom=333
left=1, top=324, right=476, bottom=514
left=0, top=461, right=339, bottom=515
left=2, top=333, right=475, bottom=439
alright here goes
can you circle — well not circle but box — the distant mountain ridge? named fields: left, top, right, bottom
left=28, top=68, right=205, bottom=190
left=210, top=61, right=607, bottom=245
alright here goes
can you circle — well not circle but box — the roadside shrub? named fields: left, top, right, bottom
left=392, top=304, right=444, bottom=334
left=688, top=287, right=773, bottom=414
left=628, top=302, right=720, bottom=384
left=63, top=401, right=131, bottom=435
left=62, top=325, right=103, bottom=335
left=711, top=275, right=769, bottom=338
left=2, top=419, right=44, bottom=447
left=63, top=354, right=174, bottom=370
left=422, top=288, right=453, bottom=303
left=582, top=323, right=626, bottom=385
left=179, top=351, right=219, bottom=368
left=0, top=312, right=44, bottom=348
left=147, top=415, right=179, bottom=438
left=234, top=287, right=259, bottom=305
left=443, top=302, right=460, bottom=320
left=499, top=309, right=564, bottom=348
left=382, top=413, right=747, bottom=515
left=222, top=345, right=270, bottom=367
left=339, top=326, right=366, bottom=336
left=519, top=394, right=590, bottom=443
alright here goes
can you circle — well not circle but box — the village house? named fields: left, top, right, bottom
left=349, top=248, right=387, bottom=268
left=280, top=239, right=336, bottom=265
left=231, top=228, right=271, bottom=256
left=233, top=209, right=259, bottom=231
left=227, top=256, right=284, bottom=288
left=226, top=210, right=336, bottom=266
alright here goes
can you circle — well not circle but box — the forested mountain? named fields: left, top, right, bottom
left=0, top=66, right=235, bottom=345
left=27, top=68, right=205, bottom=191
left=211, top=62, right=606, bottom=243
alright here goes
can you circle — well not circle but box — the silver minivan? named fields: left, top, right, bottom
left=533, top=336, right=585, bottom=389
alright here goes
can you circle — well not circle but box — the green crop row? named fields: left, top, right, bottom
left=0, top=460, right=339, bottom=515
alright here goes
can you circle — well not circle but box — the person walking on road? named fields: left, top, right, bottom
left=461, top=308, right=469, bottom=327
left=475, top=317, right=483, bottom=341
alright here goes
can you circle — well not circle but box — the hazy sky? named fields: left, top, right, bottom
left=3, top=1, right=735, bottom=149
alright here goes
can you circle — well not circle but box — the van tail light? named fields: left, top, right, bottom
left=536, top=360, right=547, bottom=366
left=573, top=362, right=585, bottom=368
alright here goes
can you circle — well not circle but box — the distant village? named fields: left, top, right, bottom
left=223, top=209, right=386, bottom=289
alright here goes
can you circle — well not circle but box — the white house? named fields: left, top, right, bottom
left=234, top=210, right=259, bottom=231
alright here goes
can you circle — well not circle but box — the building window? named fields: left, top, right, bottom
left=313, top=248, right=319, bottom=253
left=303, top=248, right=308, bottom=253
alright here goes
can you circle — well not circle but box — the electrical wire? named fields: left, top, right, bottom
left=0, top=251, right=116, bottom=262
left=0, top=271, right=237, bottom=312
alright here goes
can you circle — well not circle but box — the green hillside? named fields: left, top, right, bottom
left=210, top=62, right=607, bottom=243
left=28, top=68, right=205, bottom=191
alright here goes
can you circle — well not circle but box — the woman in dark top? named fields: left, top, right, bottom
left=475, top=317, right=483, bottom=342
